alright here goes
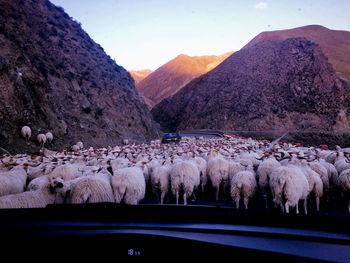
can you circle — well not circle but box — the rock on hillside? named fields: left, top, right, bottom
left=152, top=38, right=350, bottom=140
left=138, top=52, right=234, bottom=107
left=243, top=25, right=350, bottom=84
left=0, top=0, right=159, bottom=153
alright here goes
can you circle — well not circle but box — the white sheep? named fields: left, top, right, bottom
left=334, top=152, right=350, bottom=174
left=37, top=134, right=46, bottom=146
left=269, top=165, right=309, bottom=214
left=298, top=164, right=324, bottom=212
left=0, top=181, right=69, bottom=208
left=110, top=157, right=131, bottom=171
left=0, top=166, right=28, bottom=197
left=48, top=164, right=83, bottom=188
left=207, top=156, right=230, bottom=200
left=256, top=157, right=281, bottom=208
left=228, top=161, right=247, bottom=181
left=112, top=167, right=145, bottom=205
left=27, top=175, right=49, bottom=191
left=170, top=160, right=200, bottom=205
left=230, top=170, right=257, bottom=209
left=21, top=126, right=31, bottom=141
left=45, top=132, right=53, bottom=143
left=331, top=168, right=350, bottom=212
left=70, top=172, right=115, bottom=204
left=76, top=141, right=84, bottom=149
left=194, top=156, right=207, bottom=192
left=152, top=164, right=171, bottom=204
left=308, top=160, right=330, bottom=196
left=71, top=145, right=80, bottom=152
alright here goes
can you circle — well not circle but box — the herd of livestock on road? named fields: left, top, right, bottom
left=0, top=129, right=350, bottom=216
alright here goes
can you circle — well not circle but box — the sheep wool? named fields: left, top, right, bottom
left=269, top=165, right=309, bottom=214
left=21, top=126, right=31, bottom=140
left=170, top=160, right=200, bottom=205
left=230, top=170, right=257, bottom=209
left=70, top=173, right=115, bottom=204
left=0, top=167, right=28, bottom=197
left=112, top=167, right=145, bottom=205
left=37, top=134, right=46, bottom=146
left=152, top=164, right=171, bottom=204
left=0, top=182, right=68, bottom=208
left=207, top=156, right=229, bottom=200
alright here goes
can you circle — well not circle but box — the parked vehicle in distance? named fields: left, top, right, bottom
left=161, top=133, right=181, bottom=143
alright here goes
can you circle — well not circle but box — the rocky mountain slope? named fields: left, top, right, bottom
left=152, top=37, right=350, bottom=144
left=244, top=25, right=350, bottom=84
left=138, top=52, right=234, bottom=107
left=0, top=0, right=159, bottom=153
left=128, top=69, right=152, bottom=85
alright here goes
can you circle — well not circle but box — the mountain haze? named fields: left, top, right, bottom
left=128, top=69, right=152, bottom=85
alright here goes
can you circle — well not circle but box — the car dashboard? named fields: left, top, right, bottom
left=1, top=204, right=349, bottom=261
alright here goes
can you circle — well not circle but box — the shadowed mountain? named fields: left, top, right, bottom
left=152, top=37, right=350, bottom=145
left=0, top=0, right=160, bottom=153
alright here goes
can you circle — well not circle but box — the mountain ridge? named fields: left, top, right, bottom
left=243, top=24, right=350, bottom=83
left=137, top=51, right=234, bottom=107
left=152, top=37, right=350, bottom=145
left=0, top=0, right=159, bottom=153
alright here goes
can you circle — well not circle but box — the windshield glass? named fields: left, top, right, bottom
left=0, top=0, right=350, bottom=222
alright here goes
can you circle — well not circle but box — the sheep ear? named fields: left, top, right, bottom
left=107, top=166, right=113, bottom=175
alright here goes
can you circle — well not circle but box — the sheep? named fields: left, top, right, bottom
left=286, top=156, right=324, bottom=212
left=21, top=126, right=31, bottom=141
left=69, top=172, right=115, bottom=204
left=27, top=175, right=49, bottom=191
left=112, top=167, right=145, bottom=205
left=48, top=164, right=83, bottom=188
left=207, top=156, right=230, bottom=200
left=331, top=168, right=350, bottom=212
left=37, top=133, right=47, bottom=146
left=194, top=156, right=207, bottom=192
left=230, top=170, right=257, bottom=209
left=71, top=145, right=80, bottom=152
left=239, top=151, right=261, bottom=170
left=0, top=181, right=69, bottom=208
left=27, top=162, right=54, bottom=181
left=110, top=157, right=131, bottom=171
left=334, top=152, right=350, bottom=174
left=269, top=165, right=309, bottom=214
left=170, top=160, right=200, bottom=205
left=228, top=161, right=247, bottom=181
left=0, top=166, right=28, bottom=197
left=308, top=160, right=330, bottom=196
left=256, top=157, right=281, bottom=208
left=294, top=161, right=324, bottom=212
left=76, top=141, right=84, bottom=149
left=151, top=164, right=171, bottom=204
left=45, top=132, right=53, bottom=143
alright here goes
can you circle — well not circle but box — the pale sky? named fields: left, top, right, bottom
left=50, top=0, right=350, bottom=71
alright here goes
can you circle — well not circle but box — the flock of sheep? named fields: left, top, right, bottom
left=0, top=126, right=350, bottom=215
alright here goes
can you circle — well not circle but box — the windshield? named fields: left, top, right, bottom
left=1, top=0, right=350, bottom=226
